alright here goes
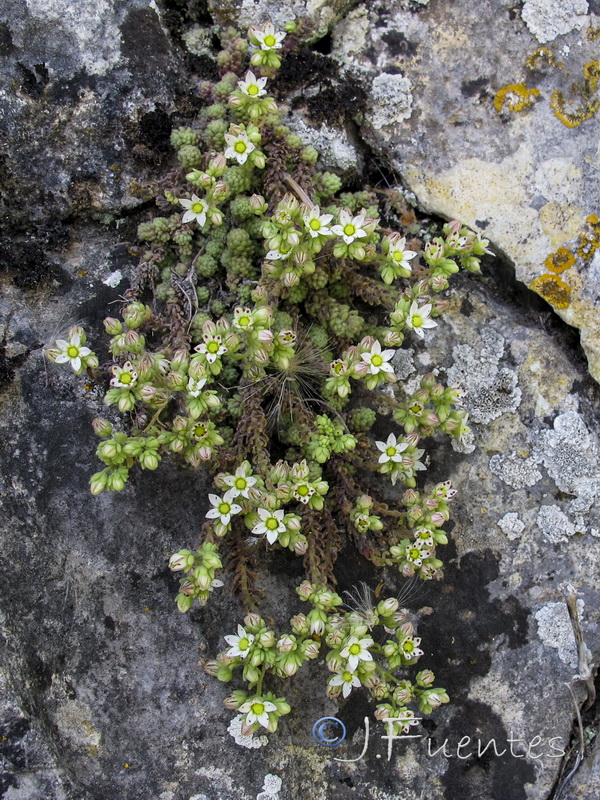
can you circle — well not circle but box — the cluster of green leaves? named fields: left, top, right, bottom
left=47, top=19, right=492, bottom=740
left=199, top=582, right=447, bottom=737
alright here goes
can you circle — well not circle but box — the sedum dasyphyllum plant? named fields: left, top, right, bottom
left=46, top=20, right=492, bottom=741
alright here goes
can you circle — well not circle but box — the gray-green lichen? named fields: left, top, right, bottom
left=447, top=328, right=522, bottom=425
left=534, top=600, right=585, bottom=668
left=521, top=0, right=589, bottom=44
left=367, top=72, right=413, bottom=132
left=497, top=512, right=526, bottom=540
left=489, top=451, right=543, bottom=490
left=536, top=504, right=577, bottom=544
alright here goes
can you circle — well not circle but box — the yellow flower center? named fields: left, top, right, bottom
left=218, top=502, right=231, bottom=515
left=234, top=141, right=247, bottom=153
left=412, top=314, right=423, bottom=327
left=403, top=640, right=414, bottom=653
left=342, top=671, right=353, bottom=682
left=266, top=518, right=279, bottom=530
left=67, top=345, right=79, bottom=358
left=235, top=477, right=247, bottom=490
left=386, top=446, right=396, bottom=457
left=191, top=201, right=204, bottom=214
left=409, top=548, right=420, bottom=560
left=207, top=341, right=220, bottom=353
left=251, top=702, right=264, bottom=714
left=349, top=643, right=361, bottom=655
left=309, top=218, right=321, bottom=230
left=238, top=315, right=250, bottom=326
left=120, top=372, right=132, bottom=385
left=264, top=35, right=276, bottom=47
left=247, top=84, right=259, bottom=96
left=392, top=250, right=403, bottom=262
left=239, top=637, right=250, bottom=651
left=297, top=484, right=309, bottom=496
left=195, top=425, right=206, bottom=437
left=343, top=223, right=356, bottom=236
left=371, top=354, right=383, bottom=367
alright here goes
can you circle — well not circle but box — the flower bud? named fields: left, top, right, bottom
left=92, top=418, right=113, bottom=438
left=169, top=550, right=194, bottom=571
left=89, top=471, right=108, bottom=495
left=104, top=317, right=122, bottom=335
left=303, top=641, right=320, bottom=659
left=377, top=597, right=399, bottom=616
left=176, top=593, right=193, bottom=613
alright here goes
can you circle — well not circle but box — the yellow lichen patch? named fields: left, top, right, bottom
left=530, top=274, right=572, bottom=308
left=526, top=46, right=563, bottom=71
left=588, top=25, right=600, bottom=41
left=550, top=61, right=600, bottom=128
left=544, top=247, right=575, bottom=273
left=576, top=214, right=600, bottom=260
left=583, top=60, right=600, bottom=94
left=494, top=83, right=540, bottom=112
left=550, top=90, right=600, bottom=127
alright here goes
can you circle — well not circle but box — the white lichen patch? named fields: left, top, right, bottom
left=536, top=504, right=576, bottom=543
left=392, top=347, right=416, bottom=380
left=257, top=774, right=282, bottom=800
left=367, top=73, right=413, bottom=131
left=534, top=600, right=584, bottom=668
left=489, top=452, right=542, bottom=490
left=522, top=0, right=589, bottom=44
left=102, top=270, right=123, bottom=288
left=447, top=328, right=521, bottom=424
left=285, top=118, right=358, bottom=171
left=227, top=714, right=268, bottom=748
left=535, top=410, right=600, bottom=495
left=26, top=0, right=123, bottom=76
left=498, top=512, right=526, bottom=540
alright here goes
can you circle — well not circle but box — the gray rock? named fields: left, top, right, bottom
left=332, top=0, right=600, bottom=382
left=2, top=1, right=600, bottom=799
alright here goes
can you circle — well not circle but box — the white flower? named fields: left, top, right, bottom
left=399, top=635, right=424, bottom=660
left=222, top=466, right=257, bottom=499
left=292, top=482, right=315, bottom=504
left=331, top=209, right=368, bottom=244
left=224, top=624, right=255, bottom=658
left=54, top=331, right=92, bottom=373
left=253, top=23, right=286, bottom=51
left=252, top=508, right=286, bottom=544
left=393, top=708, right=421, bottom=733
left=180, top=194, right=207, bottom=226
left=329, top=669, right=362, bottom=698
left=405, top=301, right=437, bottom=339
left=224, top=130, right=255, bottom=165
left=239, top=697, right=277, bottom=728
left=386, top=236, right=417, bottom=270
left=238, top=71, right=267, bottom=98
left=233, top=307, right=254, bottom=330
left=265, top=246, right=292, bottom=260
left=405, top=540, right=431, bottom=567
left=194, top=333, right=227, bottom=364
left=360, top=340, right=395, bottom=375
left=375, top=433, right=409, bottom=464
left=110, top=361, right=138, bottom=388
left=206, top=491, right=242, bottom=526
left=303, top=206, right=334, bottom=238
left=340, top=636, right=374, bottom=672
left=187, top=377, right=207, bottom=397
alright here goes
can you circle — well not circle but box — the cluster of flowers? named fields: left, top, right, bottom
left=45, top=20, right=493, bottom=741
left=200, top=582, right=448, bottom=737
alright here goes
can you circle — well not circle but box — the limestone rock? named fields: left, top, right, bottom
left=331, top=0, right=600, bottom=382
